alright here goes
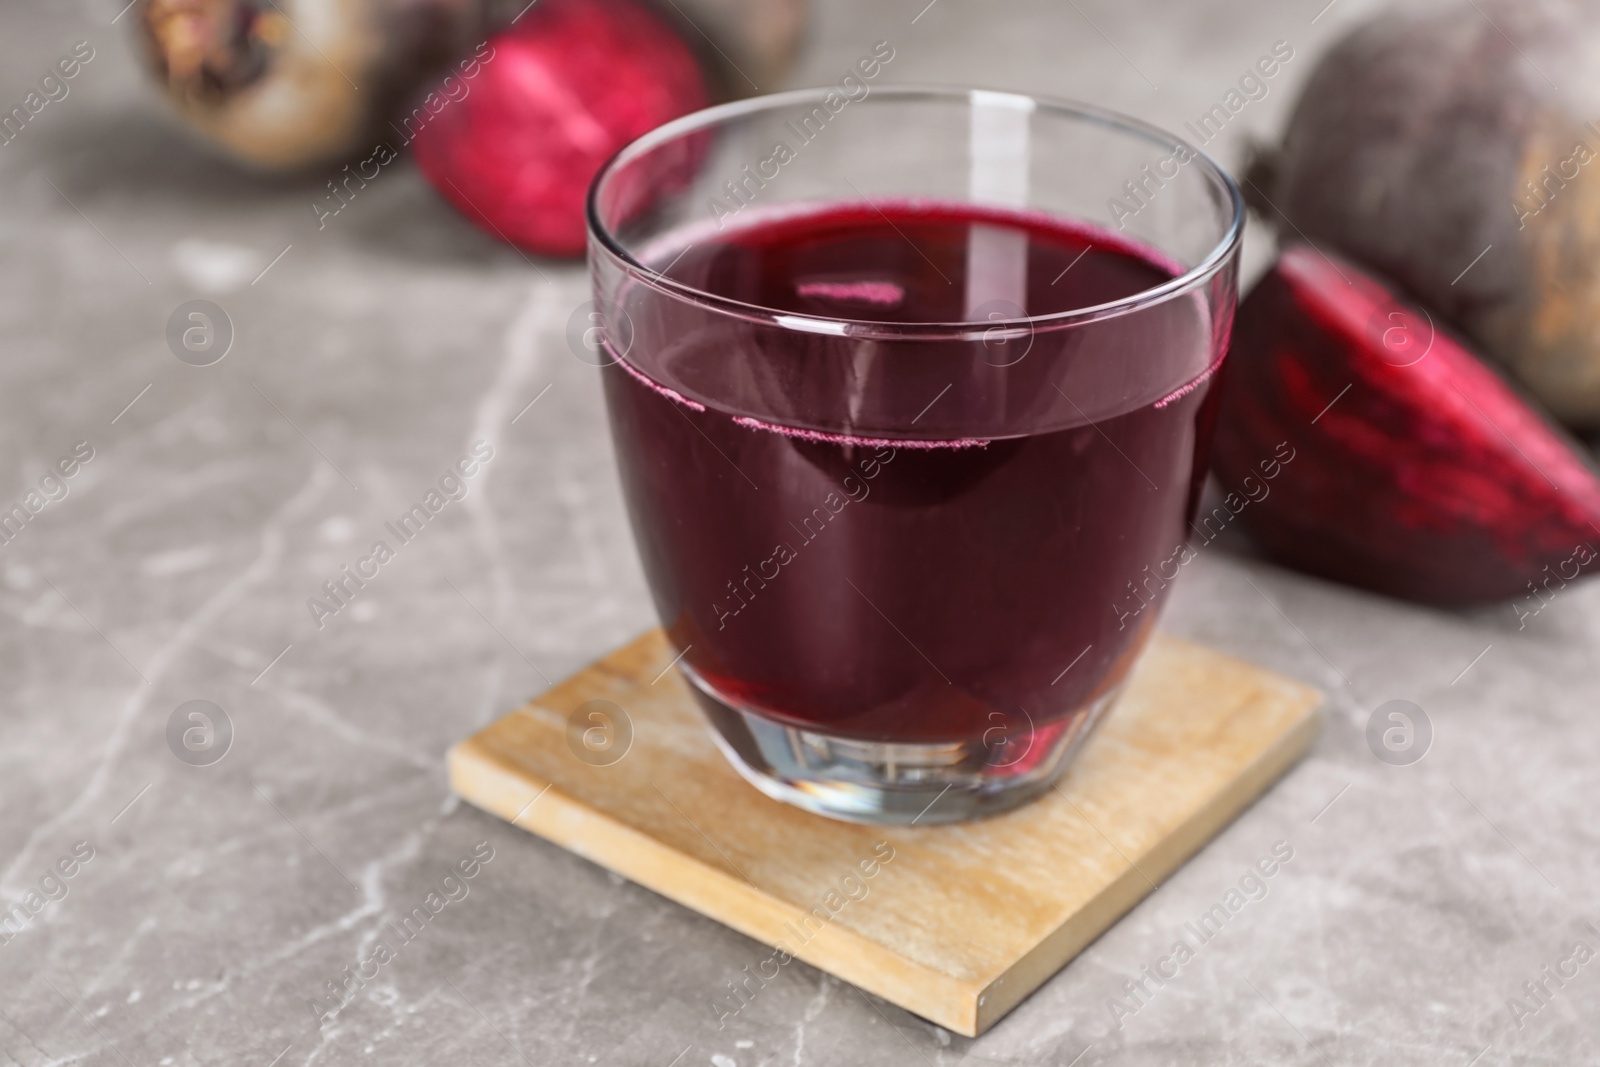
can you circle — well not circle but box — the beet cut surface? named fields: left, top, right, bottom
left=411, top=0, right=709, bottom=257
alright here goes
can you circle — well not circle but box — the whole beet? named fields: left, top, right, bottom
left=133, top=0, right=803, bottom=169
left=1248, top=0, right=1600, bottom=427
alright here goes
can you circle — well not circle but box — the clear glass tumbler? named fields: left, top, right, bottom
left=587, top=86, right=1243, bottom=824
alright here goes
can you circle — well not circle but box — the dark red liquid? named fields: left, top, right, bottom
left=602, top=202, right=1225, bottom=746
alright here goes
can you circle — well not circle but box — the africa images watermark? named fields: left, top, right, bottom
left=1105, top=840, right=1295, bottom=1031
left=710, top=445, right=897, bottom=631
left=1108, top=39, right=1295, bottom=231
left=167, top=299, right=234, bottom=366
left=1366, top=699, right=1432, bottom=766
left=1112, top=440, right=1296, bottom=631
left=167, top=700, right=234, bottom=767
left=565, top=699, right=633, bottom=767
left=0, top=440, right=97, bottom=550
left=307, top=841, right=496, bottom=1028
left=0, top=840, right=97, bottom=948
left=312, top=40, right=496, bottom=229
left=0, top=40, right=96, bottom=148
left=306, top=440, right=495, bottom=629
left=1512, top=540, right=1597, bottom=629
left=1506, top=922, right=1599, bottom=1031
left=705, top=41, right=896, bottom=229
left=711, top=840, right=896, bottom=1028
left=1512, top=125, right=1600, bottom=230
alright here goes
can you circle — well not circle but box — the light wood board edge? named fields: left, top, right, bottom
left=970, top=681, right=1322, bottom=1033
left=449, top=641, right=1325, bottom=1037
left=448, top=738, right=984, bottom=1032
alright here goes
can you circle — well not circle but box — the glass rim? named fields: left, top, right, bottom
left=586, top=84, right=1245, bottom=339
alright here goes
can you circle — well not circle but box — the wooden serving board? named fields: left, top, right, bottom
left=448, top=630, right=1320, bottom=1037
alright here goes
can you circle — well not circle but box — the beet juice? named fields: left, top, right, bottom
left=601, top=201, right=1223, bottom=757
left=588, top=88, right=1242, bottom=823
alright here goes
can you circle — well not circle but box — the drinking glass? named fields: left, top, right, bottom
left=586, top=86, right=1243, bottom=824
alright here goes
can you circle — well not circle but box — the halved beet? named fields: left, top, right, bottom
left=1212, top=243, right=1600, bottom=604
left=410, top=0, right=710, bottom=257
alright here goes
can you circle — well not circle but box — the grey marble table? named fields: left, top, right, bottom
left=2, top=0, right=1597, bottom=1063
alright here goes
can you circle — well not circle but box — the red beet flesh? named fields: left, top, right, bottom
left=410, top=0, right=709, bottom=257
left=1213, top=244, right=1600, bottom=604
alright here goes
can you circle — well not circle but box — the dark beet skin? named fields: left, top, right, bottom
left=1213, top=244, right=1600, bottom=604
left=1249, top=0, right=1600, bottom=427
left=132, top=0, right=803, bottom=171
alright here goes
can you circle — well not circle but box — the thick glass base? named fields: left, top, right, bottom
left=681, top=663, right=1122, bottom=825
